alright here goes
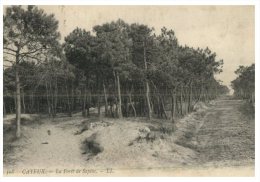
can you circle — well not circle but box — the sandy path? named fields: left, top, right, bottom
left=193, top=98, right=255, bottom=167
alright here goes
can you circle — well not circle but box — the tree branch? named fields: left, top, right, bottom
left=20, top=54, right=44, bottom=63
left=20, top=47, right=45, bottom=56
left=3, top=59, right=15, bottom=64
left=3, top=51, right=16, bottom=57
left=3, top=64, right=13, bottom=68
left=3, top=47, right=17, bottom=53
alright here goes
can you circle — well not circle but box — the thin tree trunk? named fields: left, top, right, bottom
left=143, top=41, right=152, bottom=120
left=128, top=85, right=136, bottom=117
left=160, top=95, right=168, bottom=119
left=70, top=82, right=75, bottom=111
left=125, top=97, right=129, bottom=117
left=188, top=82, right=193, bottom=112
left=180, top=85, right=183, bottom=116
left=151, top=82, right=167, bottom=119
left=45, top=82, right=51, bottom=117
left=171, top=90, right=176, bottom=122
left=49, top=81, right=54, bottom=117
left=128, top=92, right=136, bottom=117
left=53, top=76, right=58, bottom=117
left=87, top=90, right=91, bottom=116
left=15, top=61, right=21, bottom=138
left=65, top=80, right=72, bottom=117
left=103, top=82, right=108, bottom=116
left=115, top=71, right=122, bottom=118
left=146, top=82, right=152, bottom=119
left=82, top=85, right=87, bottom=117
left=138, top=96, right=142, bottom=116
left=150, top=94, right=154, bottom=113
left=97, top=92, right=101, bottom=119
left=110, top=101, right=114, bottom=118
left=157, top=95, right=160, bottom=118
left=28, top=92, right=32, bottom=113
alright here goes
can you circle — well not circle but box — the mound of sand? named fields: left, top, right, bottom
left=77, top=118, right=198, bottom=169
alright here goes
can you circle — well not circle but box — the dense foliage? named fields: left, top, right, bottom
left=3, top=6, right=230, bottom=137
left=231, top=64, right=255, bottom=103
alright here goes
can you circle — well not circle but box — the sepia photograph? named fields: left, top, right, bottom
left=2, top=4, right=256, bottom=177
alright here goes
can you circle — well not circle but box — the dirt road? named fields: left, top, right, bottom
left=3, top=96, right=254, bottom=176
left=195, top=98, right=255, bottom=167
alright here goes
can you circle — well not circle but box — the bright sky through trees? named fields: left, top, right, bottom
left=39, top=5, right=254, bottom=89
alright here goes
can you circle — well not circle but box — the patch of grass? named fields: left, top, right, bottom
left=3, top=122, right=18, bottom=166
left=184, top=131, right=194, bottom=140
left=148, top=124, right=175, bottom=135
left=3, top=122, right=17, bottom=143
left=3, top=144, right=14, bottom=156
left=158, top=125, right=175, bottom=135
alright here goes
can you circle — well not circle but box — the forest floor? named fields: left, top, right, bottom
left=3, top=96, right=255, bottom=176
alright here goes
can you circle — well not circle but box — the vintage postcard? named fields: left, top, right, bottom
left=2, top=5, right=255, bottom=177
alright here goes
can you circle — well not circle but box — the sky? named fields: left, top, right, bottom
left=39, top=6, right=254, bottom=88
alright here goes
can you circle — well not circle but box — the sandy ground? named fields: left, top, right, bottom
left=3, top=96, right=255, bottom=176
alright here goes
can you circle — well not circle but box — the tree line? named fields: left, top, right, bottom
left=3, top=6, right=229, bottom=138
left=231, top=64, right=255, bottom=104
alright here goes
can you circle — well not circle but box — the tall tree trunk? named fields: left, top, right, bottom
left=82, top=85, right=87, bottom=117
left=128, top=85, right=136, bottom=117
left=157, top=95, right=160, bottom=118
left=151, top=82, right=166, bottom=119
left=96, top=75, right=101, bottom=119
left=65, top=80, right=72, bottom=117
left=97, top=92, right=101, bottom=119
left=49, top=81, right=54, bottom=117
left=125, top=97, right=129, bottom=117
left=188, top=82, right=193, bottom=112
left=180, top=85, right=183, bottom=116
left=28, top=92, right=32, bottom=113
left=45, top=82, right=51, bottom=117
left=71, top=84, right=75, bottom=111
left=171, top=90, right=176, bottom=122
left=53, top=76, right=58, bottom=117
left=115, top=71, right=122, bottom=118
left=143, top=41, right=152, bottom=120
left=138, top=92, right=142, bottom=116
left=15, top=61, right=21, bottom=138
left=103, top=82, right=108, bottom=116
left=145, top=81, right=152, bottom=119
left=87, top=90, right=91, bottom=117
left=128, top=92, right=136, bottom=117
left=160, top=95, right=168, bottom=119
